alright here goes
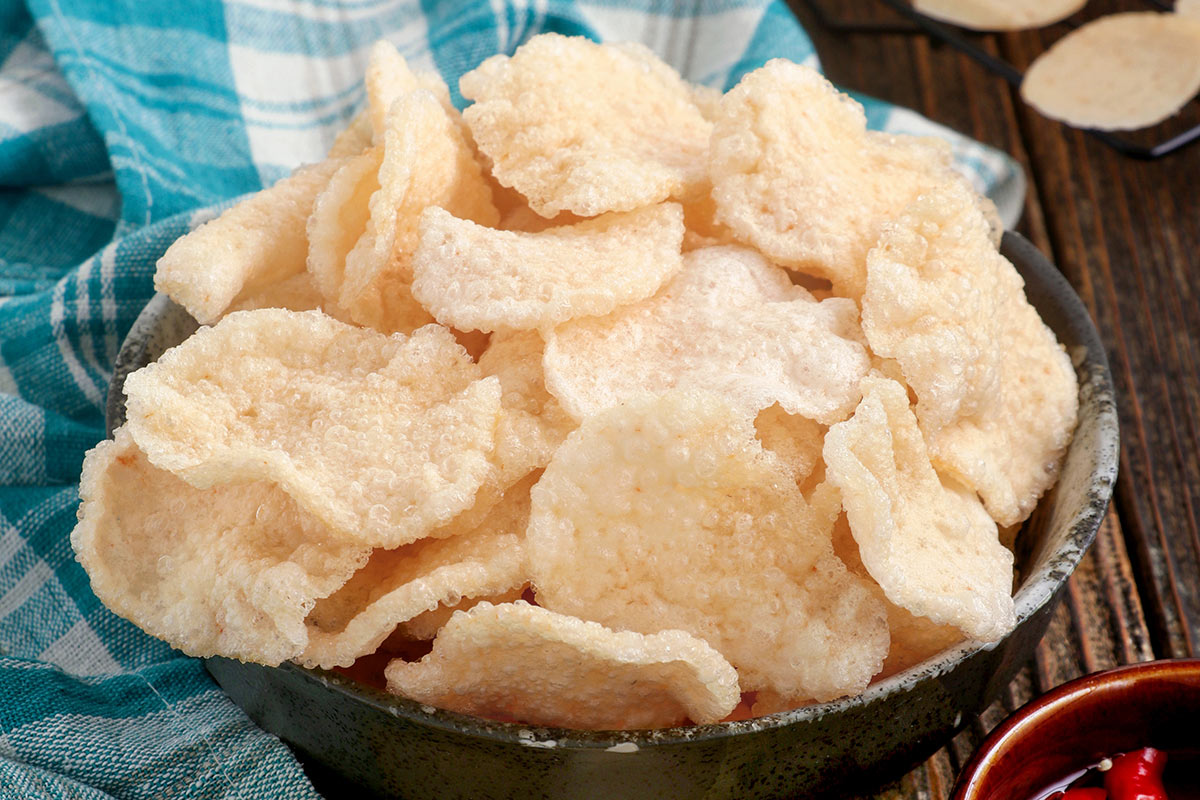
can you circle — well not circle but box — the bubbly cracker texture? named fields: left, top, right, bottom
left=306, top=147, right=381, bottom=315
left=913, top=0, right=1086, bottom=30
left=327, top=110, right=371, bottom=158
left=1021, top=13, right=1200, bottom=131
left=73, top=430, right=369, bottom=665
left=681, top=190, right=737, bottom=252
left=300, top=474, right=533, bottom=668
left=827, top=510, right=963, bottom=679
left=341, top=89, right=497, bottom=333
left=863, top=180, right=1010, bottom=436
left=225, top=272, right=324, bottom=315
left=710, top=61, right=961, bottom=298
left=479, top=330, right=577, bottom=481
left=398, top=586, right=527, bottom=641
left=867, top=186, right=1078, bottom=526
left=544, top=245, right=869, bottom=424
left=754, top=404, right=825, bottom=486
left=527, top=391, right=888, bottom=702
left=364, top=41, right=456, bottom=142
left=460, top=34, right=711, bottom=217
left=497, top=205, right=583, bottom=233
left=123, top=310, right=502, bottom=549
left=441, top=331, right=577, bottom=538
left=94, top=40, right=1087, bottom=728
left=824, top=376, right=1015, bottom=641
left=156, top=157, right=344, bottom=325
left=411, top=203, right=685, bottom=332
left=385, top=601, right=740, bottom=729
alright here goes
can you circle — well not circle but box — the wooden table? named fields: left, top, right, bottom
left=785, top=0, right=1199, bottom=794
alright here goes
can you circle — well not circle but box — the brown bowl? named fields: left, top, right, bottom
left=952, top=659, right=1200, bottom=800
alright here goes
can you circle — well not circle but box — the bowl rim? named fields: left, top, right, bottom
left=112, top=230, right=1120, bottom=750
left=950, top=658, right=1200, bottom=799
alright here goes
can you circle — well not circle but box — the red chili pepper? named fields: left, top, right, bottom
left=1062, top=788, right=1108, bottom=800
left=1105, top=748, right=1169, bottom=800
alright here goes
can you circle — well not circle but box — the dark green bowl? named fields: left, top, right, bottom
left=108, top=232, right=1118, bottom=800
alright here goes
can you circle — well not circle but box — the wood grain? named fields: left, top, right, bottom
left=787, top=1, right=1191, bottom=794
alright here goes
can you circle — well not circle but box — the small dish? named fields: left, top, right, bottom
left=952, top=659, right=1200, bottom=800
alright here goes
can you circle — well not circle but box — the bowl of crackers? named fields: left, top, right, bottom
left=81, top=35, right=1117, bottom=799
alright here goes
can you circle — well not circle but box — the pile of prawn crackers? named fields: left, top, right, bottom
left=72, top=35, right=1079, bottom=731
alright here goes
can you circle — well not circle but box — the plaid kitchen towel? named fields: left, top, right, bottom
left=0, top=1, right=1024, bottom=797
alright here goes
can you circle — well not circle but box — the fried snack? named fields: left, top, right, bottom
left=879, top=603, right=966, bottom=678
left=689, top=82, right=723, bottom=121
left=155, top=157, right=344, bottom=325
left=460, top=34, right=710, bottom=217
left=479, top=331, right=577, bottom=479
left=527, top=391, right=888, bottom=703
left=397, top=586, right=527, bottom=641
left=824, top=376, right=1015, bottom=642
left=544, top=245, right=869, bottom=424
left=73, top=430, right=370, bottom=665
left=497, top=205, right=583, bottom=233
left=328, top=110, right=372, bottom=158
left=416, top=329, right=579, bottom=545
left=826, top=510, right=962, bottom=679
left=306, top=148, right=381, bottom=315
left=340, top=89, right=498, bottom=333
left=754, top=404, right=825, bottom=486
left=225, top=272, right=325, bottom=315
left=364, top=40, right=456, bottom=142
left=1021, top=12, right=1200, bottom=130
left=384, top=600, right=740, bottom=729
left=123, top=311, right=502, bottom=549
left=424, top=332, right=579, bottom=543
left=299, top=474, right=533, bottom=669
left=411, top=203, right=685, bottom=332
left=680, top=189, right=736, bottom=251
left=913, top=0, right=1086, bottom=31
left=709, top=60, right=963, bottom=298
left=864, top=184, right=1078, bottom=526
left=78, top=37, right=1084, bottom=731
left=863, top=181, right=1008, bottom=438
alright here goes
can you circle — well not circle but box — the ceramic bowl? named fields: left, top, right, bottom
left=951, top=659, right=1200, bottom=800
left=107, top=232, right=1119, bottom=800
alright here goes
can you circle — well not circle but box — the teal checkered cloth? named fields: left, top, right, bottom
left=0, top=1, right=1022, bottom=797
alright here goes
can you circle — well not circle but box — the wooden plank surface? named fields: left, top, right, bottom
left=787, top=0, right=1196, bottom=794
